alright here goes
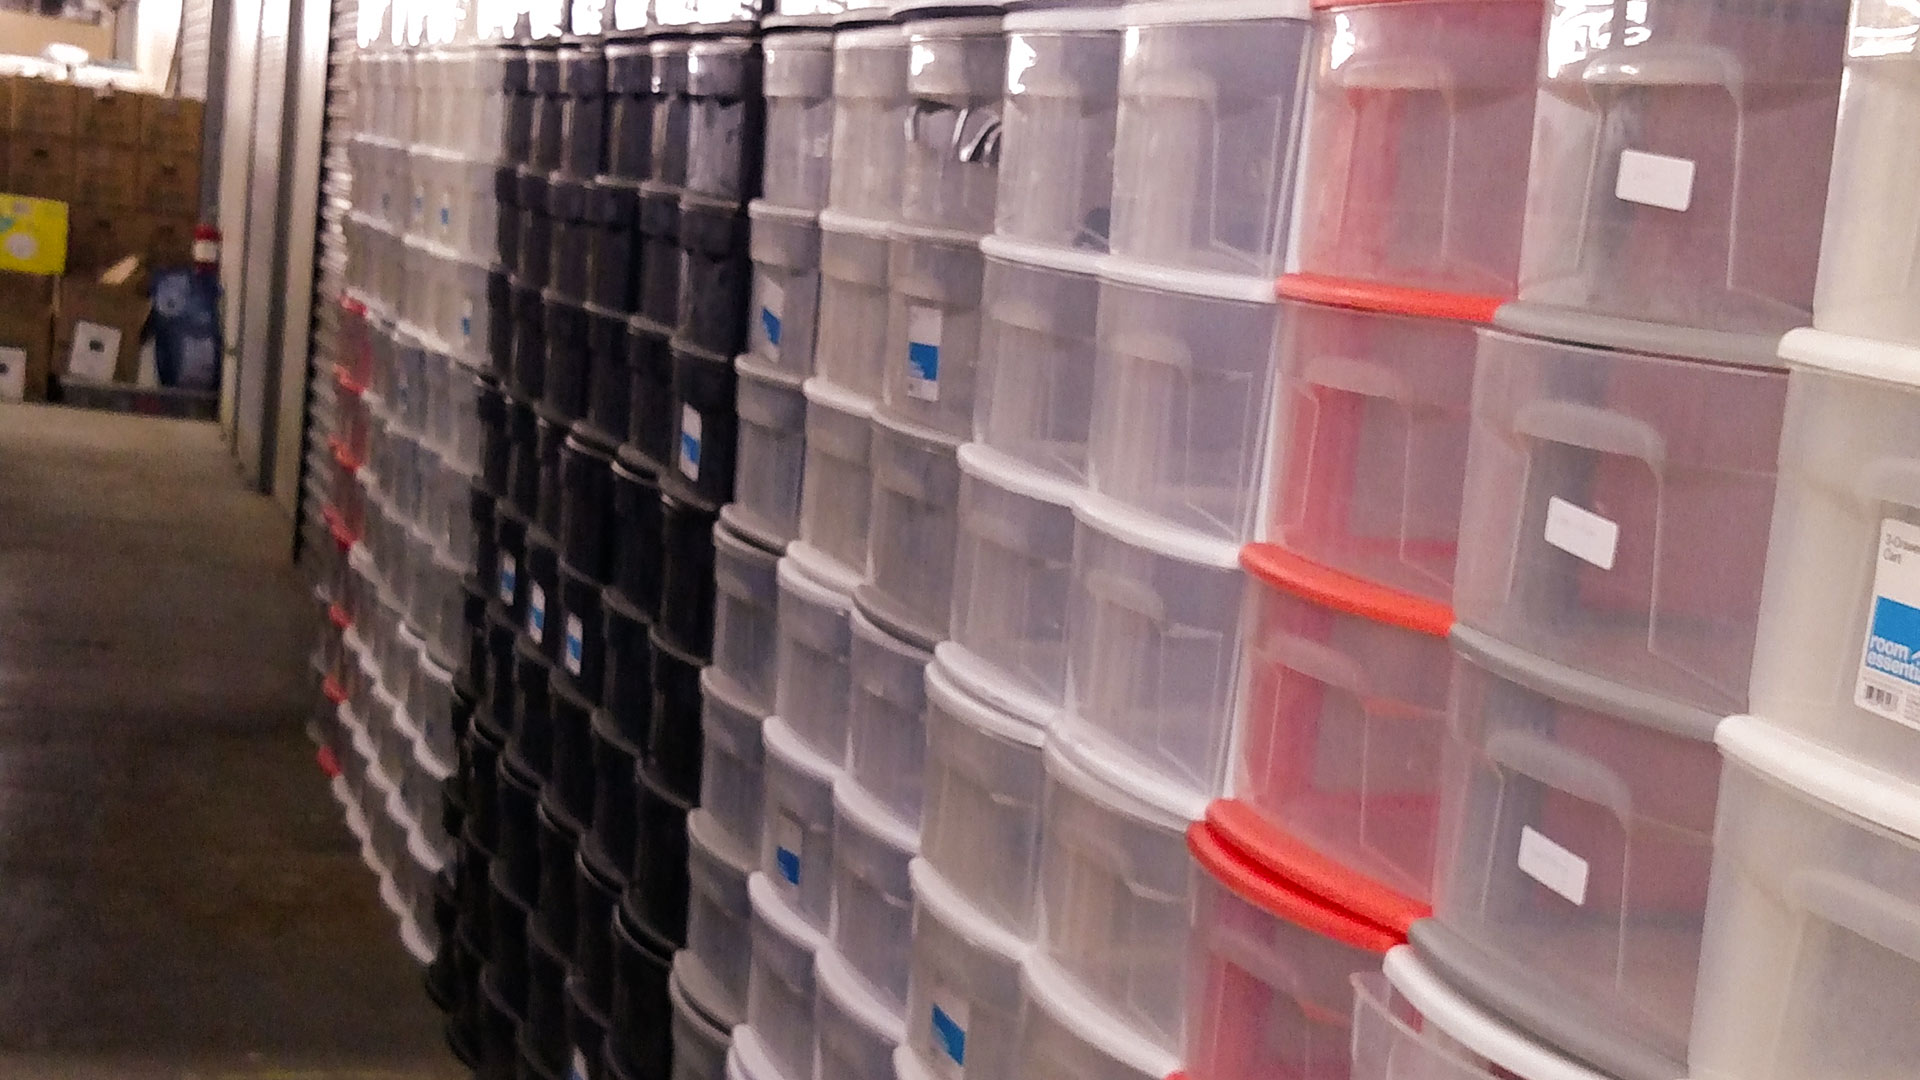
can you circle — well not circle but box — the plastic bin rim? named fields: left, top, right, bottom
left=1046, top=728, right=1205, bottom=828
left=1189, top=820, right=1402, bottom=952
left=778, top=550, right=858, bottom=613
left=889, top=218, right=988, bottom=249
left=764, top=712, right=844, bottom=785
left=802, top=376, right=880, bottom=415
left=699, top=663, right=764, bottom=725
left=927, top=646, right=1053, bottom=740
left=892, top=3, right=1007, bottom=25
left=786, top=540, right=869, bottom=595
left=1491, top=301, right=1786, bottom=371
left=1005, top=4, right=1125, bottom=30
left=1277, top=273, right=1502, bottom=324
left=749, top=199, right=824, bottom=227
left=851, top=604, right=937, bottom=662
left=650, top=621, right=710, bottom=671
left=689, top=805, right=759, bottom=878
left=411, top=726, right=455, bottom=782
left=1123, top=0, right=1310, bottom=24
left=748, top=868, right=830, bottom=951
left=931, top=642, right=1059, bottom=730
left=874, top=404, right=970, bottom=450
left=908, top=856, right=1033, bottom=960
left=1778, top=326, right=1920, bottom=388
left=669, top=960, right=736, bottom=1057
left=894, top=1045, right=939, bottom=1080
left=1072, top=492, right=1242, bottom=569
left=760, top=17, right=838, bottom=36
left=833, top=774, right=922, bottom=853
left=1451, top=624, right=1719, bottom=743
left=1717, top=714, right=1920, bottom=845
left=1241, top=544, right=1451, bottom=637
left=1375, top=947, right=1618, bottom=1080
left=715, top=517, right=785, bottom=568
left=958, top=442, right=1082, bottom=507
left=818, top=207, right=899, bottom=240
left=835, top=18, right=913, bottom=41
left=980, top=234, right=1110, bottom=277
left=816, top=944, right=911, bottom=1044
left=1101, top=254, right=1277, bottom=304
left=1020, top=955, right=1185, bottom=1079
left=736, top=352, right=812, bottom=391
left=1204, top=800, right=1429, bottom=932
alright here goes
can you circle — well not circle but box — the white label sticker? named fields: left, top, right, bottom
left=929, top=983, right=971, bottom=1079
left=759, top=279, right=786, bottom=348
left=497, top=552, right=518, bottom=606
left=906, top=304, right=942, bottom=402
left=0, top=345, right=24, bottom=402
left=528, top=583, right=547, bottom=644
left=679, top=405, right=702, bottom=481
left=1518, top=825, right=1589, bottom=906
left=564, top=614, right=585, bottom=676
left=774, top=810, right=805, bottom=886
left=1544, top=496, right=1619, bottom=571
left=1615, top=149, right=1695, bottom=212
left=1855, top=519, right=1920, bottom=731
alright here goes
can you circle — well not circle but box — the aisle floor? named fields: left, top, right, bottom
left=0, top=404, right=462, bottom=1079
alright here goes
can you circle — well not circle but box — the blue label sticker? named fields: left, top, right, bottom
left=932, top=1003, right=967, bottom=1068
left=678, top=405, right=702, bottom=481
left=440, top=207, right=452, bottom=227
left=774, top=811, right=803, bottom=885
left=565, top=613, right=585, bottom=675
left=529, top=584, right=547, bottom=643
left=776, top=846, right=801, bottom=885
left=1857, top=519, right=1920, bottom=729
left=498, top=555, right=517, bottom=606
left=761, top=306, right=783, bottom=346
left=906, top=305, right=942, bottom=402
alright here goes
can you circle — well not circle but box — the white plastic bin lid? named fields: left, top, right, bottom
left=1046, top=726, right=1209, bottom=826
left=874, top=401, right=970, bottom=452
left=730, top=1018, right=784, bottom=1080
left=909, top=856, right=1031, bottom=964
left=980, top=234, right=1110, bottom=278
left=895, top=1044, right=938, bottom=1080
left=786, top=540, right=867, bottom=597
left=780, top=549, right=861, bottom=615
left=1378, top=947, right=1615, bottom=1080
left=717, top=516, right=786, bottom=571
left=411, top=731, right=454, bottom=784
left=751, top=869, right=831, bottom=953
left=1098, top=252, right=1277, bottom=305
left=818, top=944, right=911, bottom=1044
left=1072, top=491, right=1243, bottom=570
left=1779, top=326, right=1920, bottom=388
left=889, top=219, right=988, bottom=250
left=1020, top=955, right=1183, bottom=1079
left=1120, top=0, right=1310, bottom=25
left=1003, top=4, right=1124, bottom=31
left=835, top=774, right=922, bottom=857
left=691, top=806, right=760, bottom=884
left=765, top=713, right=846, bottom=789
left=750, top=199, right=825, bottom=229
left=959, top=442, right=1081, bottom=509
left=928, top=642, right=1055, bottom=742
left=1717, top=715, right=1920, bottom=845
left=820, top=208, right=902, bottom=241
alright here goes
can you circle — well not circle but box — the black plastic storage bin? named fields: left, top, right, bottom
left=549, top=680, right=597, bottom=825
left=586, top=184, right=640, bottom=317
left=521, top=922, right=571, bottom=1076
left=574, top=845, right=624, bottom=1009
left=479, top=966, right=523, bottom=1080
left=656, top=492, right=717, bottom=658
left=647, top=37, right=692, bottom=188
left=603, top=42, right=654, bottom=185
left=494, top=761, right=544, bottom=917
left=624, top=318, right=676, bottom=470
left=646, top=626, right=704, bottom=802
left=683, top=34, right=762, bottom=203
left=664, top=342, right=738, bottom=507
left=533, top=416, right=567, bottom=539
left=509, top=639, right=555, bottom=777
left=558, top=563, right=608, bottom=699
left=479, top=379, right=512, bottom=497
left=559, top=435, right=615, bottom=582
left=543, top=291, right=593, bottom=422
left=528, top=44, right=565, bottom=174
left=535, top=797, right=582, bottom=953
left=468, top=698, right=510, bottom=853
left=504, top=47, right=535, bottom=167
left=560, top=43, right=609, bottom=181
left=674, top=195, right=752, bottom=358
left=609, top=459, right=664, bottom=618
left=486, top=268, right=515, bottom=379
left=469, top=488, right=501, bottom=594
left=631, top=763, right=693, bottom=945
left=510, top=282, right=546, bottom=401
left=517, top=171, right=555, bottom=288
left=636, top=186, right=682, bottom=329
left=583, top=305, right=634, bottom=447
left=588, top=706, right=643, bottom=875
left=565, top=978, right=610, bottom=1080
left=608, top=898, right=675, bottom=1080
left=548, top=181, right=596, bottom=309
left=601, top=590, right=654, bottom=741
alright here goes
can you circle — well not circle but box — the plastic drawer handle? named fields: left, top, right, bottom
left=1851, top=457, right=1920, bottom=512
left=1786, top=868, right=1920, bottom=963
left=1367, top=951, right=1617, bottom=1080
left=1203, top=923, right=1338, bottom=1023
left=1511, top=399, right=1667, bottom=470
left=1113, top=326, right=1198, bottom=371
left=1084, top=566, right=1168, bottom=623
left=967, top=507, right=1047, bottom=554
left=1259, top=631, right=1368, bottom=695
left=1579, top=45, right=1742, bottom=90
left=1482, top=729, right=1635, bottom=825
left=1323, top=55, right=1456, bottom=93
left=1303, top=353, right=1416, bottom=405
left=1129, top=67, right=1222, bottom=102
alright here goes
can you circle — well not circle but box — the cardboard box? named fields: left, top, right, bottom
left=77, top=88, right=144, bottom=145
left=65, top=207, right=149, bottom=275
left=73, top=143, right=142, bottom=208
left=6, top=135, right=75, bottom=202
left=57, top=269, right=148, bottom=384
left=138, top=96, right=203, bottom=151
left=0, top=270, right=56, bottom=401
left=137, top=151, right=197, bottom=215
left=10, top=78, right=82, bottom=137
left=145, top=214, right=195, bottom=268
left=0, top=192, right=69, bottom=275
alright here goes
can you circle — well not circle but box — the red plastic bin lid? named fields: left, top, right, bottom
left=1241, top=544, right=1452, bottom=638
left=1204, top=800, right=1430, bottom=936
left=1188, top=815, right=1407, bottom=953
left=333, top=361, right=368, bottom=398
left=1277, top=273, right=1504, bottom=324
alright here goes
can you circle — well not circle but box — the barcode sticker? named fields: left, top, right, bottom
left=1856, top=519, right=1920, bottom=730
left=1518, top=825, right=1589, bottom=906
left=679, top=406, right=702, bottom=481
left=1615, top=149, right=1695, bottom=212
left=565, top=614, right=585, bottom=675
left=498, top=553, right=518, bottom=606
left=906, top=305, right=942, bottom=402
left=1544, top=496, right=1619, bottom=571
left=760, top=280, right=785, bottom=347
left=528, top=584, right=547, bottom=644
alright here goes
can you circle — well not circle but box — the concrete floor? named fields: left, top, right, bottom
left=0, top=404, right=462, bottom=1079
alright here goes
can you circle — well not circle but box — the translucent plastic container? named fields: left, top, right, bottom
left=859, top=410, right=965, bottom=647
left=1515, top=0, right=1846, bottom=335
left=1036, top=735, right=1203, bottom=1055
left=1749, top=331, right=1920, bottom=787
left=973, top=239, right=1105, bottom=483
left=733, top=357, right=810, bottom=553
left=815, top=948, right=908, bottom=1080
left=898, top=14, right=1006, bottom=234
left=685, top=808, right=759, bottom=1027
left=1427, top=624, right=1722, bottom=1080
left=762, top=26, right=837, bottom=212
left=1107, top=0, right=1313, bottom=277
left=1231, top=544, right=1453, bottom=903
left=1266, top=283, right=1487, bottom=604
left=1691, top=716, right=1920, bottom=1080
left=775, top=551, right=857, bottom=761
left=827, top=24, right=911, bottom=219
left=845, top=610, right=934, bottom=826
left=749, top=202, right=825, bottom=375
left=879, top=223, right=986, bottom=438
left=1016, top=956, right=1182, bottom=1080
left=798, top=378, right=878, bottom=586
left=1351, top=948, right=1617, bottom=1080
left=904, top=859, right=1030, bottom=1080
left=1185, top=820, right=1403, bottom=1080
left=713, top=520, right=784, bottom=714
left=1086, top=259, right=1280, bottom=542
left=995, top=8, right=1123, bottom=251
left=830, top=781, right=920, bottom=1010
left=948, top=444, right=1079, bottom=714
left=748, top=871, right=829, bottom=1080
left=1454, top=324, right=1789, bottom=714
left=1062, top=494, right=1249, bottom=803
left=1292, top=0, right=1541, bottom=294
left=675, top=960, right=736, bottom=1080
left=762, top=714, right=843, bottom=930
left=815, top=211, right=895, bottom=399
left=702, top=665, right=770, bottom=860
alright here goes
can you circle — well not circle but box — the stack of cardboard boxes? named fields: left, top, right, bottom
left=0, top=74, right=204, bottom=405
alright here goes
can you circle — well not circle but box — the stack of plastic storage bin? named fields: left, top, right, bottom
left=1391, top=1, right=1842, bottom=1079
left=1683, top=5, right=1920, bottom=1077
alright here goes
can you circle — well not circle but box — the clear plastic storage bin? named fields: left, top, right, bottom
left=1427, top=625, right=1722, bottom=1080
left=1087, top=260, right=1280, bottom=542
left=1017, top=956, right=1182, bottom=1080
left=948, top=443, right=1079, bottom=715
left=830, top=781, right=920, bottom=1011
left=898, top=13, right=1006, bottom=234
left=814, top=211, right=895, bottom=399
left=713, top=521, right=784, bottom=713
left=815, top=948, right=908, bottom=1080
left=881, top=222, right=986, bottom=439
left=732, top=357, right=809, bottom=552
left=1063, top=494, right=1248, bottom=803
left=762, top=714, right=843, bottom=930
left=1037, top=735, right=1202, bottom=1055
left=685, top=808, right=759, bottom=1026
left=774, top=550, right=857, bottom=760
left=675, top=961, right=736, bottom=1080
left=749, top=202, right=825, bottom=375
left=846, top=610, right=934, bottom=826
left=1454, top=325, right=1788, bottom=714
left=748, top=871, right=829, bottom=1080
left=1515, top=0, right=1846, bottom=335
left=1291, top=0, right=1541, bottom=294
left=798, top=379, right=878, bottom=587
left=973, top=239, right=1105, bottom=483
left=1107, top=0, right=1313, bottom=277
left=1691, top=716, right=1920, bottom=1080
left=905, top=858, right=1030, bottom=1080
left=702, top=665, right=769, bottom=855
left=859, top=410, right=965, bottom=648
left=1266, top=282, right=1487, bottom=604
left=995, top=8, right=1123, bottom=251
left=1233, top=544, right=1453, bottom=903
left=827, top=25, right=911, bottom=219
left=1750, top=331, right=1920, bottom=787
left=762, top=25, right=836, bottom=212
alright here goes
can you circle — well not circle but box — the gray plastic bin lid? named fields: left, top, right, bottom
left=1492, top=301, right=1787, bottom=371
left=1409, top=919, right=1687, bottom=1080
left=1451, top=625, right=1720, bottom=744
